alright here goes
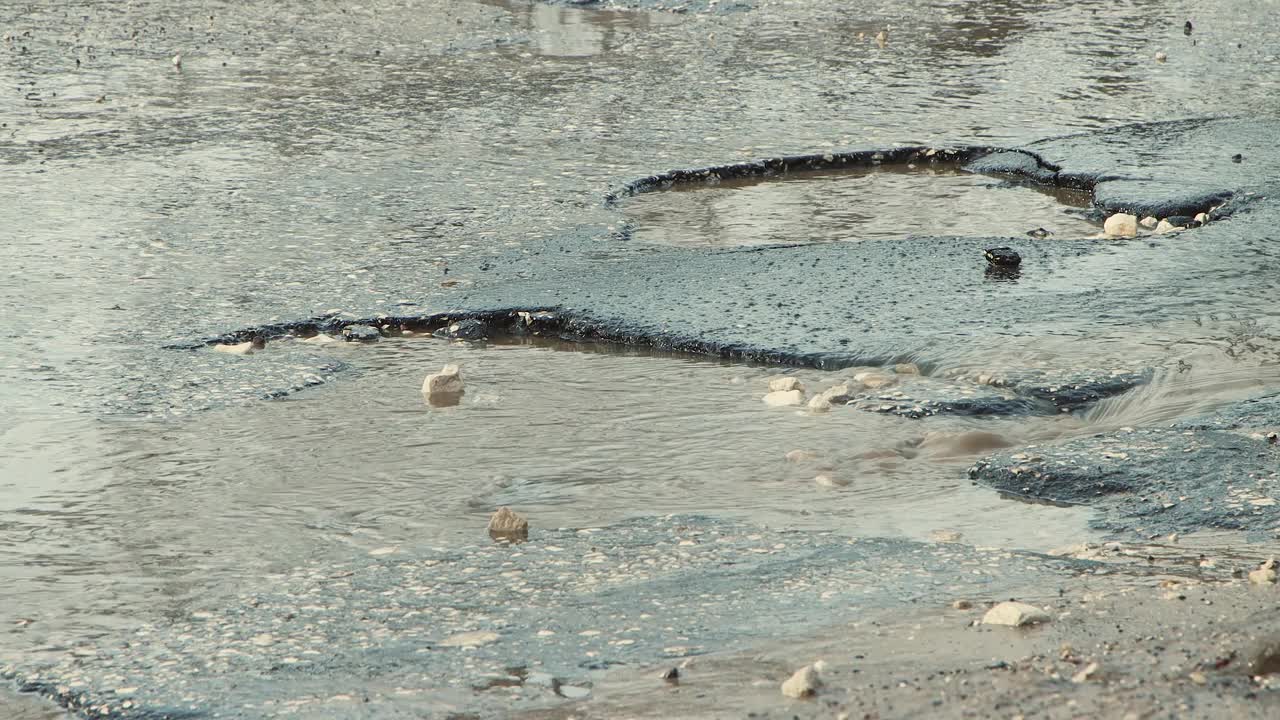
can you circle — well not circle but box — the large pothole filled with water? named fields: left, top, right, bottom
left=619, top=161, right=1098, bottom=247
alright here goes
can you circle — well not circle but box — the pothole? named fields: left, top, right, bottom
left=619, top=161, right=1098, bottom=247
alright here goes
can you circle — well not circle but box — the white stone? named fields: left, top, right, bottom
left=1194, top=212, right=1209, bottom=225
left=781, top=664, right=822, bottom=698
left=213, top=341, right=254, bottom=355
left=1155, top=219, right=1181, bottom=234
left=768, top=376, right=804, bottom=393
left=303, top=334, right=336, bottom=344
left=1139, top=216, right=1158, bottom=229
left=763, top=390, right=804, bottom=407
left=422, top=364, right=464, bottom=395
left=893, top=362, right=921, bottom=375
left=440, top=630, right=500, bottom=648
left=982, top=601, right=1051, bottom=627
left=1155, top=51, right=1168, bottom=62
left=1103, top=213, right=1138, bottom=238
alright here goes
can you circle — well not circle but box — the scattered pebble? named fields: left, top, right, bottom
left=814, top=473, right=849, bottom=488
left=785, top=449, right=817, bottom=463
left=1194, top=212, right=1209, bottom=225
left=423, top=364, right=465, bottom=396
left=660, top=667, right=679, bottom=682
left=1071, top=661, right=1101, bottom=683
left=763, top=390, right=805, bottom=407
left=487, top=507, right=529, bottom=539
left=768, top=376, right=804, bottom=393
left=1103, top=213, right=1138, bottom=238
left=893, top=362, right=921, bottom=375
left=1155, top=51, right=1168, bottom=62
left=1139, top=216, right=1159, bottom=229
left=982, top=601, right=1051, bottom=627
left=439, top=631, right=500, bottom=648
left=852, top=371, right=896, bottom=389
left=342, top=324, right=381, bottom=342
left=952, top=599, right=972, bottom=610
left=781, top=664, right=822, bottom=698
left=213, top=341, right=255, bottom=355
left=1248, top=558, right=1277, bottom=585
left=1155, top=219, right=1180, bottom=234
left=931, top=530, right=964, bottom=543
left=808, top=383, right=853, bottom=412
left=303, top=334, right=336, bottom=344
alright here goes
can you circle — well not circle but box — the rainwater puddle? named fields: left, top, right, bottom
left=621, top=164, right=1098, bottom=246
left=0, top=335, right=1099, bottom=660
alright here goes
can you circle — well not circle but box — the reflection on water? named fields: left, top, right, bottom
left=492, top=0, right=682, bottom=58
left=622, top=165, right=1097, bottom=246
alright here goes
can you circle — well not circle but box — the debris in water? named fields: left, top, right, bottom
left=1184, top=20, right=1194, bottom=35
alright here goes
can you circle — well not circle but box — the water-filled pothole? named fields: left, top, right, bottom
left=621, top=163, right=1098, bottom=246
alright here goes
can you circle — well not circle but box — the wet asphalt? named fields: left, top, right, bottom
left=3, top=0, right=1280, bottom=717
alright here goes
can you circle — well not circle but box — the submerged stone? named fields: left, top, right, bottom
left=970, top=423, right=1280, bottom=534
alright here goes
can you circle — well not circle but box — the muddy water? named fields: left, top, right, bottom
left=624, top=165, right=1098, bottom=246
left=3, top=0, right=1280, bottom=715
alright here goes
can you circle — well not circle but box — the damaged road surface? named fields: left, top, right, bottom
left=4, top=0, right=1280, bottom=718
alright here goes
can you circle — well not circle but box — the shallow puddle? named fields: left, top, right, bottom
left=621, top=165, right=1098, bottom=246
